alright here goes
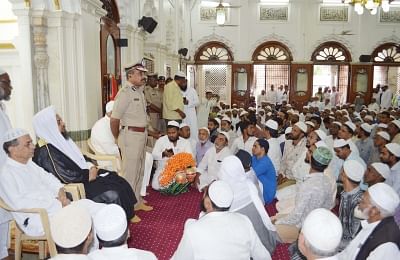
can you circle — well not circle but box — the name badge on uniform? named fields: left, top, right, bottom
left=134, top=98, right=139, bottom=101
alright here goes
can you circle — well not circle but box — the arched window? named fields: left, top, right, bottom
left=372, top=43, right=400, bottom=63
left=311, top=41, right=351, bottom=62
left=194, top=41, right=233, bottom=63
left=193, top=41, right=234, bottom=105
left=251, top=41, right=292, bottom=104
left=252, top=41, right=293, bottom=62
left=311, top=41, right=352, bottom=104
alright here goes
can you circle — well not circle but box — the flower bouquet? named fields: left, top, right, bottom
left=159, top=152, right=196, bottom=196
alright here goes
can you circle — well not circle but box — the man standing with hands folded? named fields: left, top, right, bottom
left=163, top=71, right=186, bottom=124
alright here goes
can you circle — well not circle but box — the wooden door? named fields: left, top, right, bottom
left=100, top=16, right=121, bottom=114
left=349, top=64, right=373, bottom=104
left=290, top=63, right=313, bottom=110
left=231, top=64, right=252, bottom=107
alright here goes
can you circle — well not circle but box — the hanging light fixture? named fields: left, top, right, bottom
left=345, top=0, right=394, bottom=15
left=216, top=3, right=226, bottom=25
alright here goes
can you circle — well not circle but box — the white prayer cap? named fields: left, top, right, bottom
left=2, top=128, right=29, bottom=143
left=248, top=107, right=255, bottom=111
left=218, top=131, right=230, bottom=142
left=301, top=208, right=342, bottom=252
left=332, top=121, right=342, bottom=127
left=93, top=204, right=127, bottom=241
left=390, top=120, right=400, bottom=129
left=368, top=183, right=400, bottom=215
left=333, top=139, right=348, bottom=148
left=344, top=121, right=356, bottom=132
left=377, top=131, right=391, bottom=141
left=385, top=143, right=400, bottom=157
left=199, top=127, right=210, bottom=135
left=315, top=140, right=328, bottom=148
left=239, top=111, right=248, bottom=117
left=0, top=67, right=7, bottom=75
left=105, top=101, right=114, bottom=113
left=174, top=71, right=186, bottom=79
left=179, top=123, right=189, bottom=129
left=50, top=204, right=92, bottom=248
left=360, top=123, right=372, bottom=134
left=305, top=121, right=315, bottom=128
left=267, top=112, right=272, bottom=117
left=371, top=162, right=391, bottom=180
left=215, top=118, right=221, bottom=126
left=265, top=119, right=278, bottom=130
left=329, top=116, right=335, bottom=120
left=167, top=121, right=180, bottom=128
left=221, top=116, right=231, bottom=123
left=294, top=122, right=307, bottom=133
left=208, top=180, right=233, bottom=208
left=303, top=105, right=309, bottom=109
left=315, top=130, right=326, bottom=141
left=343, top=160, right=365, bottom=182
left=377, top=123, right=388, bottom=129
left=285, top=127, right=292, bottom=135
left=364, top=115, right=373, bottom=121
left=265, top=106, right=272, bottom=110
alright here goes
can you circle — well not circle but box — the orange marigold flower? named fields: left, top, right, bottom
left=159, top=152, right=196, bottom=187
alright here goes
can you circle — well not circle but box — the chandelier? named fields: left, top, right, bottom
left=344, top=0, right=392, bottom=15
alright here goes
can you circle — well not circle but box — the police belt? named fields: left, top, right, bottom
left=122, top=126, right=146, bottom=132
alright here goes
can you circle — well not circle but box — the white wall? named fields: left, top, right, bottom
left=187, top=0, right=400, bottom=62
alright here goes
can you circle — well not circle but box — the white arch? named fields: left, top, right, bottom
left=191, top=33, right=235, bottom=60
left=310, top=35, right=354, bottom=61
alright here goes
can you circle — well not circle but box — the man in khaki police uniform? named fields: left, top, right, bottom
left=144, top=73, right=162, bottom=131
left=163, top=71, right=186, bottom=124
left=110, top=61, right=152, bottom=222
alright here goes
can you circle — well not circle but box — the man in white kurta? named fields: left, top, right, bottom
left=196, top=132, right=232, bottom=191
left=337, top=183, right=400, bottom=260
left=91, top=101, right=153, bottom=197
left=0, top=129, right=105, bottom=238
left=0, top=68, right=13, bottom=259
left=151, top=122, right=193, bottom=190
left=181, top=85, right=199, bottom=138
left=380, top=85, right=393, bottom=111
left=197, top=91, right=217, bottom=128
left=172, top=180, right=271, bottom=260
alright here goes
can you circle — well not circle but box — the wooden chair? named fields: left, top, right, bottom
left=64, top=183, right=86, bottom=201
left=0, top=198, right=57, bottom=260
left=83, top=138, right=123, bottom=176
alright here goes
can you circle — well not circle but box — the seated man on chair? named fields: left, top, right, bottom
left=31, top=106, right=137, bottom=221
left=0, top=128, right=105, bottom=237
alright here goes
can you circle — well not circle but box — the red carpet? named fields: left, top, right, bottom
left=128, top=188, right=290, bottom=260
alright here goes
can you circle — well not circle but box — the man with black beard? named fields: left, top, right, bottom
left=32, top=106, right=138, bottom=222
left=180, top=79, right=199, bottom=138
left=151, top=121, right=193, bottom=190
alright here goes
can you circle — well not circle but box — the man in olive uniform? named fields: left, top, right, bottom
left=163, top=71, right=186, bottom=124
left=158, top=75, right=166, bottom=133
left=110, top=62, right=152, bottom=220
left=144, top=73, right=162, bottom=131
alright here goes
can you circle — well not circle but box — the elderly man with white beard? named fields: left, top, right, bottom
left=0, top=128, right=106, bottom=239
left=195, top=132, right=232, bottom=191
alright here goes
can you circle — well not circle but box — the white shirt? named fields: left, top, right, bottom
left=337, top=220, right=400, bottom=260
left=151, top=136, right=193, bottom=190
left=231, top=136, right=258, bottom=155
left=381, top=89, right=393, bottom=110
left=181, top=87, right=200, bottom=135
left=257, top=94, right=267, bottom=107
left=368, top=102, right=380, bottom=113
left=172, top=211, right=271, bottom=260
left=88, top=244, right=156, bottom=260
left=197, top=146, right=231, bottom=190
left=90, top=116, right=119, bottom=169
left=266, top=137, right=281, bottom=173
left=0, top=158, right=63, bottom=236
left=276, top=90, right=284, bottom=105
left=266, top=90, right=277, bottom=104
